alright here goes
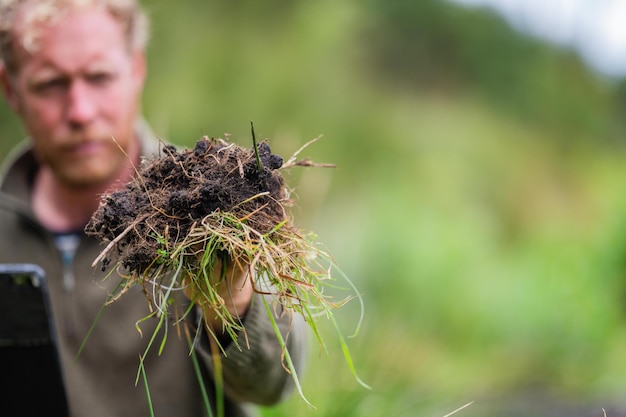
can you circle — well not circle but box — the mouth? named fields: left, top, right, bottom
left=67, top=140, right=108, bottom=157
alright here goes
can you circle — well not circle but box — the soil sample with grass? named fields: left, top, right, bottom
left=85, top=134, right=365, bottom=393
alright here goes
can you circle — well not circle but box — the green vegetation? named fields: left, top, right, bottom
left=3, top=0, right=626, bottom=415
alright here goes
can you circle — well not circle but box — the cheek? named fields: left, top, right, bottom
left=100, top=82, right=141, bottom=127
left=19, top=97, right=64, bottom=136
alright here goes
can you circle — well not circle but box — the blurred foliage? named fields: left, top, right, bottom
left=361, top=0, right=623, bottom=142
left=3, top=0, right=626, bottom=415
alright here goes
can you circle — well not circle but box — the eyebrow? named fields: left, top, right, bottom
left=26, top=67, right=64, bottom=84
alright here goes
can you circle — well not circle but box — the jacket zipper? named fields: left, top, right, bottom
left=54, top=233, right=81, bottom=338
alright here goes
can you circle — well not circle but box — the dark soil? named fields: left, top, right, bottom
left=85, top=137, right=288, bottom=274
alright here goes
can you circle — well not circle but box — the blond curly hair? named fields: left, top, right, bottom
left=0, top=0, right=149, bottom=73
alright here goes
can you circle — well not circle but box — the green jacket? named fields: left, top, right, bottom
left=0, top=122, right=307, bottom=417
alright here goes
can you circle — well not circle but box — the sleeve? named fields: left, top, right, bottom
left=196, top=292, right=309, bottom=405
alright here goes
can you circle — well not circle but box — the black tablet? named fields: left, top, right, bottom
left=0, top=263, right=69, bottom=416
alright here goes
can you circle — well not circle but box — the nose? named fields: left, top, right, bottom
left=66, top=80, right=96, bottom=127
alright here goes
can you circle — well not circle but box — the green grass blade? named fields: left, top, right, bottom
left=328, top=312, right=371, bottom=390
left=75, top=277, right=129, bottom=361
left=262, top=296, right=314, bottom=408
left=139, top=356, right=155, bottom=417
left=186, top=327, right=215, bottom=417
left=331, top=262, right=366, bottom=338
left=75, top=300, right=106, bottom=362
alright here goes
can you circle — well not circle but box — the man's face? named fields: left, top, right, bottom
left=3, top=6, right=145, bottom=189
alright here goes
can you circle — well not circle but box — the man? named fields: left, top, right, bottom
left=0, top=1, right=306, bottom=416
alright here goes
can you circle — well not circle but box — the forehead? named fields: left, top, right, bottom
left=14, top=5, right=128, bottom=72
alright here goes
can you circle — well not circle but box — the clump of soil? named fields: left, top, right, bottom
left=85, top=134, right=366, bottom=395
left=86, top=136, right=291, bottom=277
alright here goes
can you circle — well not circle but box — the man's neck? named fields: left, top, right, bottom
left=32, top=171, right=104, bottom=232
left=32, top=144, right=141, bottom=234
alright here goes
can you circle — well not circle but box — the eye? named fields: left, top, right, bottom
left=86, top=72, right=115, bottom=86
left=32, top=77, right=70, bottom=94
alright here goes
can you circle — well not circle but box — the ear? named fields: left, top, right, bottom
left=0, top=63, right=20, bottom=112
left=131, top=50, right=146, bottom=90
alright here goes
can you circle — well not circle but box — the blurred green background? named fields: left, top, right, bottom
left=3, top=0, right=626, bottom=415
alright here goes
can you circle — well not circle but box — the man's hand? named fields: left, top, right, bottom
left=183, top=256, right=254, bottom=332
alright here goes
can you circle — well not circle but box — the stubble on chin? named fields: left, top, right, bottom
left=48, top=150, right=130, bottom=191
